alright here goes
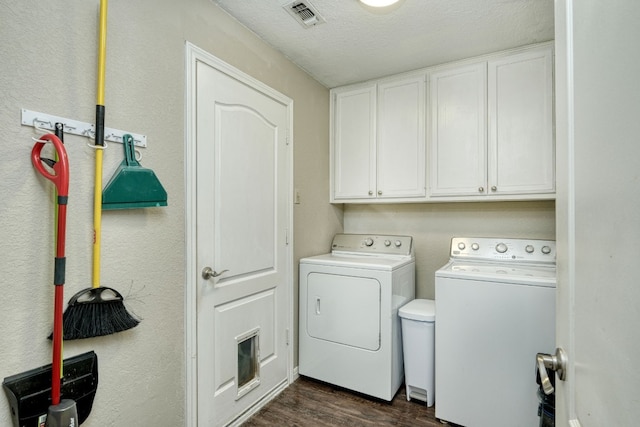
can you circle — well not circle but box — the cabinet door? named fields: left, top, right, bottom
left=377, top=76, right=426, bottom=198
left=488, top=47, right=554, bottom=195
left=332, top=85, right=376, bottom=200
left=429, top=63, right=487, bottom=197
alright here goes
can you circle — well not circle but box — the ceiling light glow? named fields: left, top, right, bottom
left=359, top=0, right=400, bottom=7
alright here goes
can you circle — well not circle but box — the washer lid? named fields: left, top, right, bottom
left=399, top=299, right=435, bottom=322
left=436, top=260, right=556, bottom=287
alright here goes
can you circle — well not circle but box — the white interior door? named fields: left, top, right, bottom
left=185, top=43, right=292, bottom=427
left=555, top=1, right=640, bottom=425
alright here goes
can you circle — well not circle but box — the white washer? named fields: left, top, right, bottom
left=435, top=237, right=556, bottom=427
left=299, top=234, right=415, bottom=401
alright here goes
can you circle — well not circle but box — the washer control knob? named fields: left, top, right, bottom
left=457, top=242, right=466, bottom=250
left=525, top=245, right=535, bottom=253
left=471, top=243, right=480, bottom=251
left=541, top=245, right=552, bottom=255
left=364, top=238, right=374, bottom=247
left=394, top=240, right=402, bottom=248
left=384, top=240, right=391, bottom=247
left=495, top=243, right=508, bottom=253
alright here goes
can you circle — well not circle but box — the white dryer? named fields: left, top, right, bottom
left=435, top=237, right=556, bottom=427
left=299, top=234, right=415, bottom=401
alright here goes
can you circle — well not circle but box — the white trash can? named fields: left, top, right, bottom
left=399, top=298, right=436, bottom=406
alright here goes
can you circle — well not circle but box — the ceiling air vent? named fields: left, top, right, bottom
left=283, top=1, right=326, bottom=28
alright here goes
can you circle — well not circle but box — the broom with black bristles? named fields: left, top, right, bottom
left=61, top=0, right=139, bottom=340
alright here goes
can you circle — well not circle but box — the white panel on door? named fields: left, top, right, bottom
left=213, top=290, right=276, bottom=397
left=429, top=63, right=487, bottom=196
left=377, top=76, right=425, bottom=198
left=306, top=273, right=381, bottom=351
left=488, top=48, right=554, bottom=194
left=333, top=85, right=376, bottom=199
left=214, top=104, right=276, bottom=281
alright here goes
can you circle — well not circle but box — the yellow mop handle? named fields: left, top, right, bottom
left=97, top=0, right=107, bottom=106
left=93, top=0, right=108, bottom=289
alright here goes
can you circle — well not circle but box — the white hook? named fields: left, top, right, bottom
left=83, top=129, right=95, bottom=140
left=32, top=118, right=52, bottom=134
left=87, top=141, right=108, bottom=150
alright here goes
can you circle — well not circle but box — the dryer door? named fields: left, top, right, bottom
left=306, top=272, right=381, bottom=351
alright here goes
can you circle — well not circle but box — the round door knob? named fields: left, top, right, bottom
left=478, top=187, right=484, bottom=193
left=378, top=190, right=383, bottom=195
left=495, top=243, right=508, bottom=253
left=368, top=190, right=373, bottom=196
left=491, top=186, right=497, bottom=191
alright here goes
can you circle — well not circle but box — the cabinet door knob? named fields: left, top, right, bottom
left=377, top=190, right=383, bottom=195
left=368, top=190, right=373, bottom=196
left=491, top=186, right=497, bottom=192
left=478, top=187, right=484, bottom=193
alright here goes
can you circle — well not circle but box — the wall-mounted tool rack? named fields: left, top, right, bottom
left=21, top=108, right=147, bottom=148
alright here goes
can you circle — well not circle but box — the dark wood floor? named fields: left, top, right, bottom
left=243, top=376, right=448, bottom=426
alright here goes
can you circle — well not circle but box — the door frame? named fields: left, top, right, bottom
left=184, top=41, right=294, bottom=427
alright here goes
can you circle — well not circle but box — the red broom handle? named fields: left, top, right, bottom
left=51, top=202, right=67, bottom=406
left=31, top=134, right=69, bottom=407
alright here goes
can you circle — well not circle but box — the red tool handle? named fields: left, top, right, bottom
left=31, top=134, right=69, bottom=198
left=31, top=134, right=69, bottom=406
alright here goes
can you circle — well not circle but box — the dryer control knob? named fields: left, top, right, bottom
left=541, top=245, right=552, bottom=255
left=364, top=238, right=374, bottom=247
left=496, top=243, right=508, bottom=253
left=384, top=240, right=391, bottom=247
left=525, top=245, right=535, bottom=253
left=471, top=243, right=480, bottom=251
left=394, top=240, right=402, bottom=247
left=457, top=242, right=466, bottom=250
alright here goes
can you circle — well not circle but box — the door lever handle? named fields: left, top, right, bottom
left=536, top=347, right=567, bottom=395
left=202, top=267, right=229, bottom=280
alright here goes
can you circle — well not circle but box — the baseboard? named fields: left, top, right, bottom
left=227, top=379, right=288, bottom=427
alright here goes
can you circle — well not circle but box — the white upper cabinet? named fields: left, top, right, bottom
left=331, top=42, right=554, bottom=203
left=488, top=47, right=555, bottom=195
left=428, top=43, right=555, bottom=200
left=331, top=74, right=426, bottom=202
left=376, top=76, right=426, bottom=199
left=429, top=63, right=487, bottom=196
left=332, top=84, right=376, bottom=200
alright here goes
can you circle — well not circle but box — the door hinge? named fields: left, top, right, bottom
left=285, top=229, right=290, bottom=245
left=286, top=328, right=290, bottom=345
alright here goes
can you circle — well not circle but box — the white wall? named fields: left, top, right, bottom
left=0, top=0, right=337, bottom=425
left=344, top=201, right=556, bottom=298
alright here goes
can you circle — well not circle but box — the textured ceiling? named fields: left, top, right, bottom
left=212, top=0, right=554, bottom=88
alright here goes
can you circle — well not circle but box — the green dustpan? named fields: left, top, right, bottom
left=102, top=134, right=167, bottom=210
